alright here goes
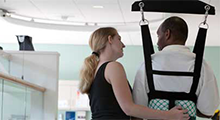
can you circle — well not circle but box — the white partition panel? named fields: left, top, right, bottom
left=6, top=51, right=60, bottom=120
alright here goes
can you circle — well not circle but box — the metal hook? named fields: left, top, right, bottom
left=139, top=2, right=148, bottom=25
left=199, top=22, right=209, bottom=29
left=198, top=5, right=210, bottom=29
left=139, top=2, right=144, bottom=8
left=205, top=5, right=210, bottom=11
left=139, top=19, right=149, bottom=26
left=203, top=5, right=210, bottom=25
left=139, top=2, right=145, bottom=21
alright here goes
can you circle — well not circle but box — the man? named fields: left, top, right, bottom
left=133, top=16, right=219, bottom=119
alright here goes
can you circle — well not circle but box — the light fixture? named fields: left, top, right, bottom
left=93, top=6, right=104, bottom=9
left=10, top=14, right=32, bottom=21
left=33, top=18, right=85, bottom=26
left=5, top=12, right=165, bottom=28
left=0, top=9, right=11, bottom=17
left=4, top=12, right=11, bottom=17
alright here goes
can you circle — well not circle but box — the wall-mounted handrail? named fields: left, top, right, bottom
left=0, top=72, right=46, bottom=92
left=0, top=50, right=11, bottom=60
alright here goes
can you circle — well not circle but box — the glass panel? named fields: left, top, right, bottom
left=0, top=54, right=10, bottom=74
left=2, top=80, right=26, bottom=120
left=0, top=79, right=3, bottom=120
left=26, top=87, right=43, bottom=120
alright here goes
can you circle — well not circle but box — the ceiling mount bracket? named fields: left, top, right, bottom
left=132, top=0, right=215, bottom=15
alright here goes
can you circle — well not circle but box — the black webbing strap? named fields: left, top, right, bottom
left=191, top=27, right=207, bottom=94
left=169, top=100, right=175, bottom=110
left=153, top=70, right=194, bottom=76
left=141, top=24, right=155, bottom=54
left=141, top=24, right=155, bottom=91
left=140, top=24, right=207, bottom=111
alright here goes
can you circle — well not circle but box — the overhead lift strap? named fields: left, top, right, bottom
left=140, top=24, right=155, bottom=91
left=138, top=1, right=211, bottom=110
left=191, top=27, right=207, bottom=94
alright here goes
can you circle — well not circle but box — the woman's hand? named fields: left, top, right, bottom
left=166, top=106, right=190, bottom=120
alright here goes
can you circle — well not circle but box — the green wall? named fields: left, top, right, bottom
left=203, top=47, right=220, bottom=80
left=1, top=43, right=219, bottom=86
left=0, top=44, right=145, bottom=85
left=0, top=43, right=219, bottom=119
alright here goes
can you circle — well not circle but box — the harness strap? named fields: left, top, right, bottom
left=169, top=100, right=175, bottom=110
left=191, top=27, right=207, bottom=94
left=153, top=70, right=194, bottom=76
left=140, top=21, right=208, bottom=112
left=141, top=24, right=155, bottom=91
left=140, top=26, right=207, bottom=94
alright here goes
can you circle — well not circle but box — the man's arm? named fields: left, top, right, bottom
left=196, top=61, right=220, bottom=118
left=132, top=63, right=149, bottom=120
left=196, top=109, right=212, bottom=118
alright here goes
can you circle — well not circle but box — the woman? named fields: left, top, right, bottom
left=79, top=27, right=189, bottom=120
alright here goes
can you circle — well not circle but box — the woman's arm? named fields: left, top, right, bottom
left=105, top=61, right=189, bottom=120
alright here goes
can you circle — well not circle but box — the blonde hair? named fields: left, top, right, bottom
left=79, top=27, right=117, bottom=94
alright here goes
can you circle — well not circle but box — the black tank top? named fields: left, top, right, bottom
left=89, top=62, right=132, bottom=120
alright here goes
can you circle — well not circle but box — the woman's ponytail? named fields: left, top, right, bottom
left=79, top=54, right=99, bottom=94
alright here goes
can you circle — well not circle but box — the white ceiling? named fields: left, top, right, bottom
left=0, top=0, right=219, bottom=46
left=0, top=0, right=165, bottom=24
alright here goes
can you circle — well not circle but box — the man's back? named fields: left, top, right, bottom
left=133, top=45, right=220, bottom=117
left=152, top=45, right=195, bottom=93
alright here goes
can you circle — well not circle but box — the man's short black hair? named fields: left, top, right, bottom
left=161, top=16, right=188, bottom=42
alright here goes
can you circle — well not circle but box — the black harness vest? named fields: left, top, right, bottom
left=140, top=24, right=207, bottom=109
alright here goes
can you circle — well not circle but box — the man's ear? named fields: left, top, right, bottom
left=165, top=29, right=171, bottom=40
left=108, top=35, right=112, bottom=44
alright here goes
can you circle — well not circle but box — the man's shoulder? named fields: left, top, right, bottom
left=151, top=50, right=195, bottom=58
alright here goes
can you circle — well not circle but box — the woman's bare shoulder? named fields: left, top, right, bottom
left=107, top=61, right=123, bottom=68
left=105, top=61, right=126, bottom=77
